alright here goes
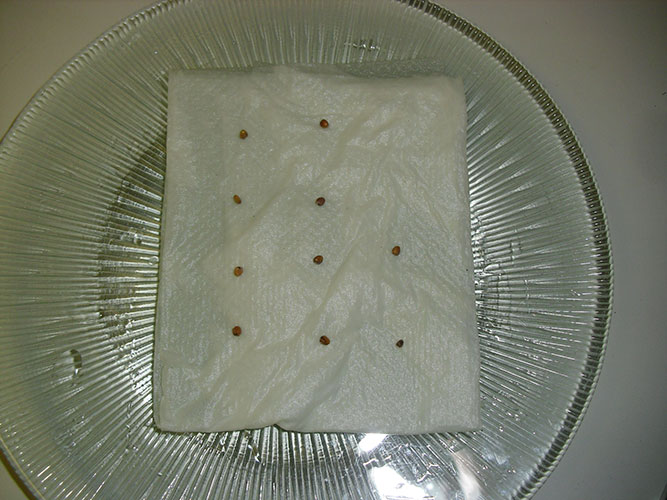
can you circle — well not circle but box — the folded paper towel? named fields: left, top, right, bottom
left=154, top=66, right=479, bottom=434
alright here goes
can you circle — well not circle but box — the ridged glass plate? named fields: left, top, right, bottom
left=0, top=1, right=612, bottom=499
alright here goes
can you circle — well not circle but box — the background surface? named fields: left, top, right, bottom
left=1, top=1, right=665, bottom=499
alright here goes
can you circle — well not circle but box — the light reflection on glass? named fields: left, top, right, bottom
left=357, top=433, right=387, bottom=453
left=370, top=465, right=432, bottom=499
left=452, top=449, right=482, bottom=500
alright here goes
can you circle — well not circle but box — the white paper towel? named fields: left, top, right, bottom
left=154, top=66, right=479, bottom=434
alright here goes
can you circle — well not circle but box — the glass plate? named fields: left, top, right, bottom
left=0, top=1, right=612, bottom=498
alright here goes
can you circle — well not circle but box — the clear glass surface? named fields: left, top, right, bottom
left=0, top=1, right=612, bottom=498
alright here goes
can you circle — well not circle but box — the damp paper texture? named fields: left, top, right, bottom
left=154, top=65, right=479, bottom=434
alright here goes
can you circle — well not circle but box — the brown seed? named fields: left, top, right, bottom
left=319, top=119, right=329, bottom=129
left=313, top=255, right=323, bottom=265
left=233, top=194, right=242, bottom=204
left=233, top=266, right=243, bottom=277
left=315, top=197, right=326, bottom=206
left=239, top=129, right=248, bottom=139
left=319, top=335, right=330, bottom=345
left=232, top=326, right=242, bottom=336
left=396, top=339, right=404, bottom=348
left=392, top=245, right=401, bottom=256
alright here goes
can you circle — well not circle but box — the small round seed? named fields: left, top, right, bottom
left=233, top=194, right=242, bottom=204
left=392, top=245, right=401, bottom=256
left=396, top=339, right=404, bottom=348
left=239, top=129, right=248, bottom=139
left=232, top=326, right=242, bottom=336
left=315, top=197, right=326, bottom=206
left=319, top=335, right=330, bottom=345
left=233, top=266, right=243, bottom=277
left=319, top=119, right=329, bottom=128
left=313, top=255, right=323, bottom=265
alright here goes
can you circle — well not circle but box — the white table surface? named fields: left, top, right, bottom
left=1, top=1, right=665, bottom=499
